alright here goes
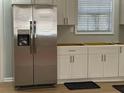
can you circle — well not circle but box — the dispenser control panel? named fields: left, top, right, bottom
left=17, top=30, right=30, bottom=46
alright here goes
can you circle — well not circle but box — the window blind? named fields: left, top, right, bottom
left=77, top=0, right=113, bottom=33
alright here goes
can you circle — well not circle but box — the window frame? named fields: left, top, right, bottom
left=75, top=0, right=115, bottom=35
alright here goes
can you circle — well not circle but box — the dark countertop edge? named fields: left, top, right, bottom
left=57, top=43, right=124, bottom=46
left=57, top=44, right=84, bottom=46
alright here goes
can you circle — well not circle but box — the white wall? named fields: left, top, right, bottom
left=0, top=0, right=13, bottom=81
left=0, top=0, right=3, bottom=81
left=3, top=0, right=13, bottom=78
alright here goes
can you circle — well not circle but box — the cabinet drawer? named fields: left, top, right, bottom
left=89, top=47, right=103, bottom=54
left=104, top=47, right=119, bottom=54
left=12, top=0, right=32, bottom=4
left=57, top=46, right=87, bottom=55
left=88, top=46, right=119, bottom=54
left=34, top=0, right=53, bottom=5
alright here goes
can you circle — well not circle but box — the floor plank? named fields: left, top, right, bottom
left=0, top=82, right=123, bottom=93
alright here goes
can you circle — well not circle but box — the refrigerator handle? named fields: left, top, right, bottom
left=33, top=21, right=37, bottom=53
left=30, top=21, right=33, bottom=54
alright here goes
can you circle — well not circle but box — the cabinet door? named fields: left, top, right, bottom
left=56, top=0, right=65, bottom=25
left=53, top=0, right=57, bottom=5
left=57, top=55, right=71, bottom=79
left=34, top=0, right=54, bottom=5
left=88, top=48, right=103, bottom=78
left=12, top=0, right=31, bottom=4
left=104, top=47, right=118, bottom=77
left=120, top=0, right=124, bottom=24
left=119, top=47, right=124, bottom=76
left=66, top=0, right=76, bottom=25
left=71, top=55, right=87, bottom=79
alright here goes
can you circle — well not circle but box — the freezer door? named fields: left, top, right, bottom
left=33, top=5, right=57, bottom=85
left=13, top=5, right=33, bottom=86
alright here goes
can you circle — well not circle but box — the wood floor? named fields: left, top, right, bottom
left=0, top=82, right=124, bottom=93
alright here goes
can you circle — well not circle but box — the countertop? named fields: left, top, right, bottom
left=57, top=43, right=124, bottom=46
left=57, top=43, right=84, bottom=46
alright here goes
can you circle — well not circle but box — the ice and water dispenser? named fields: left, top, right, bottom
left=17, top=30, right=30, bottom=46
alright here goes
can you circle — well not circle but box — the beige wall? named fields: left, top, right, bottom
left=57, top=26, right=119, bottom=43
left=0, top=0, right=122, bottom=79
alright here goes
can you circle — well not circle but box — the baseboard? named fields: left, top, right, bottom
left=3, top=77, right=124, bottom=83
left=57, top=77, right=124, bottom=84
left=3, top=77, right=14, bottom=82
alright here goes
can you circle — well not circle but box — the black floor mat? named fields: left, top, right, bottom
left=112, top=85, right=124, bottom=93
left=64, top=81, right=100, bottom=90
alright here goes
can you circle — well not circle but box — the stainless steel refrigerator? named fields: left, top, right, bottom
left=13, top=5, right=57, bottom=87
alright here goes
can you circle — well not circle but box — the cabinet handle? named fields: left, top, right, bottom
left=69, top=50, right=76, bottom=52
left=67, top=18, right=68, bottom=24
left=73, top=56, right=74, bottom=63
left=30, top=21, right=33, bottom=54
left=70, top=56, right=72, bottom=63
left=64, top=18, right=66, bottom=25
left=101, top=54, right=104, bottom=62
left=104, top=54, right=106, bottom=62
left=64, top=18, right=68, bottom=25
left=120, top=47, right=122, bottom=53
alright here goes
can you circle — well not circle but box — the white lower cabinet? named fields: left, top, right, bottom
left=71, top=55, right=87, bottom=79
left=58, top=55, right=71, bottom=79
left=57, top=46, right=87, bottom=80
left=88, top=46, right=119, bottom=78
left=88, top=47, right=103, bottom=78
left=58, top=45, right=120, bottom=82
left=103, top=47, right=118, bottom=77
left=119, top=46, right=124, bottom=76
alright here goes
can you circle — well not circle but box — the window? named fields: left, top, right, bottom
left=76, top=0, right=113, bottom=34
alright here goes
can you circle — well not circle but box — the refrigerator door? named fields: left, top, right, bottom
left=13, top=5, right=34, bottom=86
left=33, top=5, right=57, bottom=85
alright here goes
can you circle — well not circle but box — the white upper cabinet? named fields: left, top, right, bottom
left=34, top=0, right=56, bottom=5
left=56, top=0, right=65, bottom=25
left=56, top=0, right=76, bottom=25
left=12, top=0, right=32, bottom=4
left=65, top=0, right=76, bottom=25
left=120, top=0, right=124, bottom=24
